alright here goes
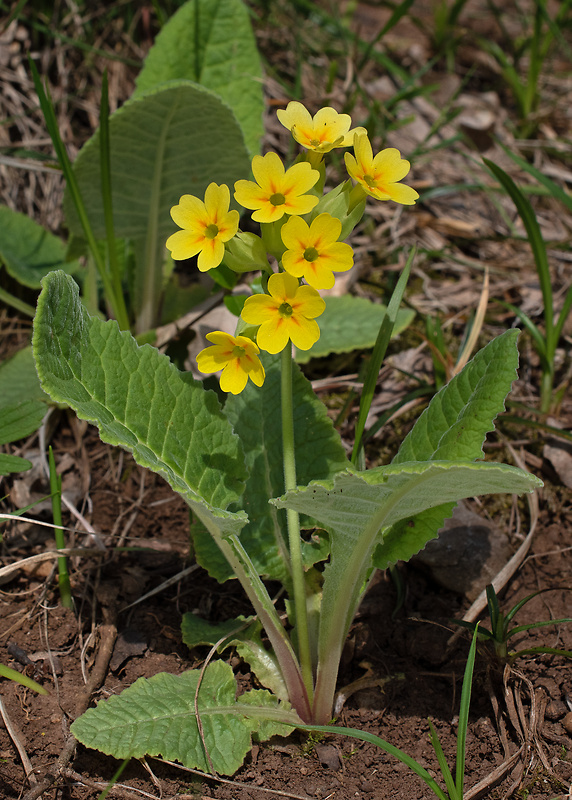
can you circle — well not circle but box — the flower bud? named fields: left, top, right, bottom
left=224, top=232, right=270, bottom=273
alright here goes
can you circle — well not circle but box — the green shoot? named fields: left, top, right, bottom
left=452, top=584, right=572, bottom=663
left=48, top=446, right=73, bottom=609
left=351, top=247, right=415, bottom=465
left=483, top=158, right=572, bottom=413
left=0, top=662, right=49, bottom=695
left=28, top=58, right=130, bottom=331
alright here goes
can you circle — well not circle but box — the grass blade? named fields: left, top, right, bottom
left=455, top=627, right=478, bottom=797
left=351, top=247, right=415, bottom=464
left=483, top=159, right=554, bottom=354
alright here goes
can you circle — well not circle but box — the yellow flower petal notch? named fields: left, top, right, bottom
left=234, top=152, right=320, bottom=224
left=281, top=213, right=353, bottom=290
left=167, top=183, right=239, bottom=271
left=241, top=272, right=326, bottom=354
left=196, top=332, right=265, bottom=395
left=277, top=102, right=367, bottom=154
left=345, top=134, right=419, bottom=205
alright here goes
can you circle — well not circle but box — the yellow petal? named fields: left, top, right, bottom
left=277, top=101, right=313, bottom=131
left=166, top=229, right=203, bottom=261
left=372, top=148, right=411, bottom=182
left=310, top=213, right=342, bottom=247
left=288, top=316, right=321, bottom=351
left=257, top=317, right=290, bottom=354
left=197, top=238, right=224, bottom=271
left=220, top=359, right=249, bottom=394
left=170, top=195, right=207, bottom=230
left=251, top=152, right=284, bottom=193
left=281, top=215, right=309, bottom=251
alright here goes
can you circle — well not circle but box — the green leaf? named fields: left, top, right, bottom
left=135, top=0, right=264, bottom=156
left=0, top=401, right=46, bottom=445
left=395, top=330, right=520, bottom=463
left=64, top=82, right=250, bottom=243
left=0, top=454, right=32, bottom=475
left=193, top=354, right=348, bottom=583
left=295, top=296, right=415, bottom=364
left=181, top=613, right=288, bottom=699
left=32, top=271, right=246, bottom=531
left=274, top=460, right=541, bottom=722
left=0, top=347, right=50, bottom=408
left=0, top=205, right=80, bottom=288
left=71, top=661, right=298, bottom=776
left=374, top=330, right=522, bottom=569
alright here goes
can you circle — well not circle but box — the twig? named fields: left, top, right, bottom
left=156, top=758, right=316, bottom=800
left=0, top=696, right=38, bottom=789
left=20, top=619, right=118, bottom=800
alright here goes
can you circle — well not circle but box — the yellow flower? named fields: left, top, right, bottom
left=234, top=152, right=319, bottom=224
left=196, top=332, right=265, bottom=395
left=241, top=272, right=325, bottom=354
left=167, top=183, right=239, bottom=271
left=344, top=134, right=419, bottom=205
left=277, top=101, right=367, bottom=153
left=281, top=213, right=353, bottom=290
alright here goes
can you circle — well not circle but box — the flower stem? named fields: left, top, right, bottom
left=281, top=344, right=314, bottom=704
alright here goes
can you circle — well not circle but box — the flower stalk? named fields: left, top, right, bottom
left=281, top=344, right=314, bottom=702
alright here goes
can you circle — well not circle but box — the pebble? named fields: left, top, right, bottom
left=562, top=711, right=572, bottom=736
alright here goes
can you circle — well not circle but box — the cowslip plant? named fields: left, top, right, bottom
left=452, top=584, right=572, bottom=664
left=31, top=102, right=542, bottom=775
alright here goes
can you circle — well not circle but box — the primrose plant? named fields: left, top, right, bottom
left=32, top=103, right=541, bottom=775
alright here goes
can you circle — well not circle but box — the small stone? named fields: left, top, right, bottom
left=545, top=700, right=568, bottom=721
left=562, top=711, right=572, bottom=736
left=314, top=743, right=341, bottom=770
left=413, top=502, right=512, bottom=600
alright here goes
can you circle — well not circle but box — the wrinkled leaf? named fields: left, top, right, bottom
left=71, top=661, right=298, bottom=775
left=135, top=0, right=264, bottom=156
left=375, top=329, right=522, bottom=568
left=193, top=354, right=348, bottom=583
left=32, top=271, right=246, bottom=534
left=181, top=613, right=287, bottom=699
left=0, top=205, right=80, bottom=289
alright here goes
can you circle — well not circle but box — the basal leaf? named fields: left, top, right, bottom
left=0, top=347, right=50, bottom=408
left=295, top=295, right=415, bottom=364
left=181, top=613, right=287, bottom=699
left=394, top=330, right=519, bottom=463
left=0, top=453, right=32, bottom=475
left=32, top=271, right=246, bottom=533
left=274, top=459, right=541, bottom=719
left=71, top=661, right=298, bottom=775
left=0, top=401, right=46, bottom=445
left=193, top=354, right=348, bottom=582
left=376, top=330, right=522, bottom=568
left=135, top=0, right=264, bottom=156
left=64, top=81, right=251, bottom=244
left=0, top=205, right=80, bottom=289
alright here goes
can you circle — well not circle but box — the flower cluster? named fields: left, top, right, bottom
left=166, top=103, right=419, bottom=394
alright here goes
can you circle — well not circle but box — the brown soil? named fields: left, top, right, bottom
left=1, top=0, right=572, bottom=798
left=1, top=416, right=572, bottom=800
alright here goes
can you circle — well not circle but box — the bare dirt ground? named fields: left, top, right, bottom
left=1, top=1, right=572, bottom=798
